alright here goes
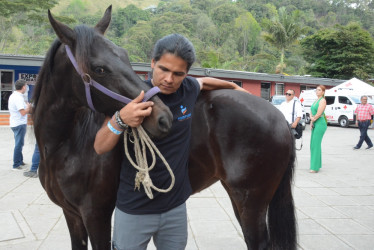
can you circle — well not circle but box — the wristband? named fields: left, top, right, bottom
left=115, top=111, right=129, bottom=129
left=107, top=120, right=123, bottom=135
left=111, top=115, right=123, bottom=131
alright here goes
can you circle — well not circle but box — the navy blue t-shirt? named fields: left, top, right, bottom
left=116, top=76, right=200, bottom=214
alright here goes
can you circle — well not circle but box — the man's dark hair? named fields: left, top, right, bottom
left=15, top=79, right=27, bottom=90
left=152, top=34, right=195, bottom=71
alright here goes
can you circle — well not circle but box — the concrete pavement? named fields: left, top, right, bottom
left=0, top=125, right=373, bottom=249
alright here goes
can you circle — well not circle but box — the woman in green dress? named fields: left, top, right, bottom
left=310, top=85, right=327, bottom=173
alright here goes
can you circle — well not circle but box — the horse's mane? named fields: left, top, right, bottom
left=32, top=39, right=61, bottom=108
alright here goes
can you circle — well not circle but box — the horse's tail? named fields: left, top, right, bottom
left=267, top=134, right=297, bottom=250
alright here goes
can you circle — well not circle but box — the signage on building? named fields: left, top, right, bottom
left=19, top=73, right=38, bottom=85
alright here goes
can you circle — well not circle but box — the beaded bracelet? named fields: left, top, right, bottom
left=115, top=111, right=129, bottom=129
left=107, top=120, right=123, bottom=135
left=111, top=115, right=123, bottom=131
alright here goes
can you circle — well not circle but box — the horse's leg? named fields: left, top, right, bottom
left=82, top=210, right=112, bottom=250
left=221, top=183, right=270, bottom=250
left=63, top=210, right=89, bottom=250
left=221, top=181, right=242, bottom=227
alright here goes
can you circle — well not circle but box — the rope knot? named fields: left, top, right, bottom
left=124, top=126, right=175, bottom=200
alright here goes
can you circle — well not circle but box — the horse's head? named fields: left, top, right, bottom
left=47, top=6, right=172, bottom=138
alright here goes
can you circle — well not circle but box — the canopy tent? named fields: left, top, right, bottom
left=328, top=78, right=374, bottom=96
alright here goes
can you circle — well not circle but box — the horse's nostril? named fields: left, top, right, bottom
left=158, top=116, right=172, bottom=133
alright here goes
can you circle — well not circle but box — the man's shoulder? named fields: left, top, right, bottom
left=183, top=76, right=197, bottom=84
left=8, top=92, right=18, bottom=102
left=182, top=76, right=200, bottom=91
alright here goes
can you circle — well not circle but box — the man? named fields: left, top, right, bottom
left=8, top=79, right=31, bottom=171
left=94, top=34, right=248, bottom=250
left=280, top=89, right=303, bottom=129
left=353, top=95, right=374, bottom=150
left=23, top=144, right=40, bottom=178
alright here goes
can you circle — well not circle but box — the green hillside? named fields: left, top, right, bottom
left=51, top=0, right=160, bottom=13
left=1, top=0, right=373, bottom=80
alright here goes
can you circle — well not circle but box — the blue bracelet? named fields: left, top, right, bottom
left=107, top=120, right=123, bottom=135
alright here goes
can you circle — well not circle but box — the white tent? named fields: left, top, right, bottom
left=328, top=77, right=374, bottom=96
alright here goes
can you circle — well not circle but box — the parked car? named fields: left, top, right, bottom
left=270, top=95, right=306, bottom=130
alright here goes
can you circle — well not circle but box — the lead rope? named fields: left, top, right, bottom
left=124, top=126, right=175, bottom=199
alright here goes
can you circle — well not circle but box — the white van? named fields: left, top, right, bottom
left=324, top=91, right=361, bottom=127
left=300, top=89, right=362, bottom=127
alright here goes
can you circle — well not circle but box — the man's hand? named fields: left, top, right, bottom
left=119, top=91, right=154, bottom=127
left=291, top=122, right=297, bottom=129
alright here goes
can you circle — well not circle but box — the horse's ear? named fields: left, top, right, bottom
left=95, top=5, right=112, bottom=35
left=48, top=10, right=76, bottom=47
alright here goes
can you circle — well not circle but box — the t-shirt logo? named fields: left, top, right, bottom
left=178, top=105, right=191, bottom=121
left=180, top=105, right=187, bottom=115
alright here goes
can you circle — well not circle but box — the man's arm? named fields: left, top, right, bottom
left=19, top=103, right=31, bottom=116
left=291, top=102, right=302, bottom=128
left=196, top=77, right=250, bottom=93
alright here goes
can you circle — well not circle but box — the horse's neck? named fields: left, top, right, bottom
left=34, top=74, right=84, bottom=142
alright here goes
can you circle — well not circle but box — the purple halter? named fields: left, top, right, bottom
left=65, top=45, right=160, bottom=111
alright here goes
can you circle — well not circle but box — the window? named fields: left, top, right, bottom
left=230, top=80, right=242, bottom=87
left=300, top=85, right=315, bottom=91
left=275, top=83, right=284, bottom=95
left=1, top=71, right=14, bottom=111
left=261, top=82, right=271, bottom=100
left=325, top=96, right=335, bottom=105
left=338, top=96, right=352, bottom=105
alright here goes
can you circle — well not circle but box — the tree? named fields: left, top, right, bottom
left=0, top=0, right=72, bottom=54
left=0, top=0, right=58, bottom=24
left=301, top=22, right=374, bottom=80
left=234, top=12, right=261, bottom=58
left=111, top=5, right=150, bottom=37
left=210, top=2, right=242, bottom=26
left=262, top=7, right=307, bottom=74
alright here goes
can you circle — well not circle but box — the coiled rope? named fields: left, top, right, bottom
left=124, top=125, right=175, bottom=199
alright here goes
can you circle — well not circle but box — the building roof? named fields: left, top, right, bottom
left=1, top=54, right=346, bottom=87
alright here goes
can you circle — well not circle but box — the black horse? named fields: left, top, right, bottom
left=33, top=6, right=296, bottom=250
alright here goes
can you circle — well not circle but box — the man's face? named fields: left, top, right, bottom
left=20, top=85, right=27, bottom=94
left=361, top=97, right=368, bottom=105
left=285, top=90, right=294, bottom=102
left=151, top=53, right=188, bottom=95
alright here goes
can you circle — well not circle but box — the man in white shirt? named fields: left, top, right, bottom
left=8, top=79, right=31, bottom=171
left=280, top=89, right=303, bottom=129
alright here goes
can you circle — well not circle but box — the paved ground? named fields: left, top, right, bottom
left=0, top=124, right=373, bottom=250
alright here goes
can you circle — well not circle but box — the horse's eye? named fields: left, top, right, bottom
left=94, top=67, right=105, bottom=75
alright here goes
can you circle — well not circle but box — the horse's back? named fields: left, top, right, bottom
left=189, top=90, right=293, bottom=191
left=192, top=89, right=292, bottom=151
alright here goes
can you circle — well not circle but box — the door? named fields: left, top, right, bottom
left=324, top=96, right=336, bottom=123
left=337, top=96, right=354, bottom=122
left=261, top=82, right=271, bottom=100
left=0, top=71, right=14, bottom=111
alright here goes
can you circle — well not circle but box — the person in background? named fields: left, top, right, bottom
left=310, top=85, right=327, bottom=173
left=279, top=89, right=303, bottom=129
left=94, top=33, right=248, bottom=250
left=353, top=95, right=374, bottom=150
left=8, top=79, right=31, bottom=171
left=23, top=144, right=40, bottom=178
